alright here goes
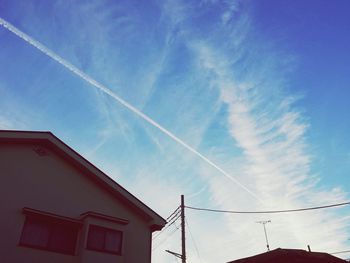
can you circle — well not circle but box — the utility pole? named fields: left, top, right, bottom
left=166, top=195, right=186, bottom=262
left=257, top=220, right=271, bottom=251
left=181, top=194, right=186, bottom=263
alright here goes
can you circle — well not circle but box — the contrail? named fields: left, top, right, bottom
left=0, top=17, right=261, bottom=201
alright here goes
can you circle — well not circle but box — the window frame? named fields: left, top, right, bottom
left=86, top=224, right=123, bottom=255
left=19, top=207, right=81, bottom=255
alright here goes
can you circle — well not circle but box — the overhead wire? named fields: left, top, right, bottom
left=154, top=201, right=350, bottom=255
left=152, top=206, right=182, bottom=252
left=185, top=201, right=350, bottom=214
left=4, top=12, right=350, bottom=263
left=153, top=207, right=181, bottom=240
left=166, top=208, right=181, bottom=224
left=153, top=213, right=181, bottom=240
left=152, top=226, right=180, bottom=251
left=166, top=206, right=181, bottom=221
left=186, top=217, right=203, bottom=263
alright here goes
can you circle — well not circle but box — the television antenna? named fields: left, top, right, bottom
left=256, top=220, right=271, bottom=251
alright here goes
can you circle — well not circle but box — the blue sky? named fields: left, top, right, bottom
left=1, top=0, right=350, bottom=262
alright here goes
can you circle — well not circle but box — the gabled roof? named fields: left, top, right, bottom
left=228, top=248, right=346, bottom=263
left=0, top=130, right=166, bottom=231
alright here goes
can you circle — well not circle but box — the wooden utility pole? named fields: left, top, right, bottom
left=166, top=195, right=186, bottom=262
left=181, top=194, right=186, bottom=263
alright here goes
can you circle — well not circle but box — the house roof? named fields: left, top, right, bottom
left=0, top=130, right=166, bottom=231
left=228, top=248, right=347, bottom=263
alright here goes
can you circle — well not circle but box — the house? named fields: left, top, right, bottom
left=228, top=248, right=347, bottom=263
left=0, top=130, right=166, bottom=263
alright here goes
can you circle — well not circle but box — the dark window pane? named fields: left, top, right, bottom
left=87, top=225, right=123, bottom=254
left=105, top=230, right=122, bottom=253
left=87, top=225, right=105, bottom=250
left=50, top=223, right=78, bottom=254
left=20, top=216, right=79, bottom=255
left=20, top=218, right=50, bottom=247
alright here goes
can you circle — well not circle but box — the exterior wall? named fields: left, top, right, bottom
left=0, top=143, right=152, bottom=263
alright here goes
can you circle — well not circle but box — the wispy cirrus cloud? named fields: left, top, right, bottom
left=1, top=0, right=349, bottom=262
left=146, top=0, right=350, bottom=261
left=0, top=116, right=15, bottom=129
left=183, top=2, right=350, bottom=260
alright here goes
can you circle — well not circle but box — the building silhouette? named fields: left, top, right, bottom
left=228, top=248, right=347, bottom=263
left=0, top=130, right=165, bottom=263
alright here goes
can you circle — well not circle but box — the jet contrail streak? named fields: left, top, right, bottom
left=0, top=17, right=261, bottom=201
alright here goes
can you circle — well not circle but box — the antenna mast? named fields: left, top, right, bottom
left=257, top=220, right=271, bottom=251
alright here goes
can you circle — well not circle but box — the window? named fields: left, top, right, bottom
left=86, top=225, right=123, bottom=255
left=19, top=215, right=80, bottom=255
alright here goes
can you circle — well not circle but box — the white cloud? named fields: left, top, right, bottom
left=187, top=27, right=350, bottom=262
left=0, top=86, right=33, bottom=130
left=2, top=1, right=349, bottom=262
left=0, top=116, right=14, bottom=129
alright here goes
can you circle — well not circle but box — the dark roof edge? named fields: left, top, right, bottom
left=227, top=248, right=347, bottom=263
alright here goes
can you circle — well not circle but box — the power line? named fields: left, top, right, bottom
left=167, top=206, right=181, bottom=221
left=166, top=209, right=181, bottom=224
left=153, top=206, right=182, bottom=240
left=153, top=213, right=181, bottom=240
left=186, top=217, right=202, bottom=263
left=164, top=214, right=181, bottom=231
left=185, top=201, right=350, bottom=214
left=152, top=227, right=180, bottom=251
